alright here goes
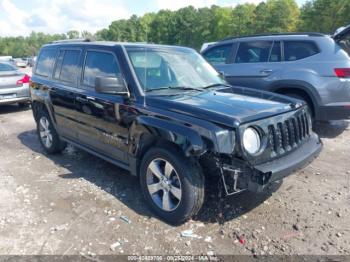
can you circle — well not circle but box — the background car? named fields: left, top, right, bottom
left=201, top=26, right=350, bottom=121
left=13, top=58, right=27, bottom=68
left=28, top=56, right=37, bottom=67
left=0, top=62, right=30, bottom=107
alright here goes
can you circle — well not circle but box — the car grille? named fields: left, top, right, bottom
left=267, top=111, right=310, bottom=157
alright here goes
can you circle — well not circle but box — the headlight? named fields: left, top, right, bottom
left=243, top=127, right=261, bottom=154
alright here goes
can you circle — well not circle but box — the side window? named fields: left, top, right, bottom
left=235, top=41, right=273, bottom=63
left=284, top=41, right=319, bottom=61
left=203, top=44, right=232, bottom=65
left=35, top=48, right=57, bottom=77
left=83, top=51, right=120, bottom=87
left=53, top=51, right=64, bottom=80
left=269, top=41, right=281, bottom=62
left=59, top=50, right=81, bottom=83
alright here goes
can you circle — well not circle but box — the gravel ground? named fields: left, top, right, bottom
left=0, top=104, right=349, bottom=256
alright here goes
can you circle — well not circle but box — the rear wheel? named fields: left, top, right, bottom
left=140, top=146, right=204, bottom=224
left=36, top=108, right=66, bottom=154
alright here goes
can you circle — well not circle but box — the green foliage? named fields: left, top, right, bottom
left=298, top=0, right=350, bottom=33
left=0, top=0, right=348, bottom=56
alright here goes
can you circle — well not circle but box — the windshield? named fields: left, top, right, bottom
left=126, top=47, right=226, bottom=93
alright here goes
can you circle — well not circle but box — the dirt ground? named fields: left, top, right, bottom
left=0, top=103, right=349, bottom=256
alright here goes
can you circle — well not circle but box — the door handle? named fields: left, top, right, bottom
left=260, top=69, right=273, bottom=75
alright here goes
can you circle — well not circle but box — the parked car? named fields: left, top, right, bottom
left=28, top=56, right=37, bottom=67
left=201, top=27, right=350, bottom=121
left=0, top=62, right=30, bottom=107
left=0, top=56, right=13, bottom=62
left=30, top=41, right=322, bottom=224
left=13, top=58, right=27, bottom=68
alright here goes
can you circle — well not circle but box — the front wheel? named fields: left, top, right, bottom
left=36, top=108, right=66, bottom=154
left=140, top=147, right=205, bottom=225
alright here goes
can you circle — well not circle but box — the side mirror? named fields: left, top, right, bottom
left=95, top=76, right=129, bottom=96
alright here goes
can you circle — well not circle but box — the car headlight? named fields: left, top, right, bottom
left=243, top=127, right=261, bottom=154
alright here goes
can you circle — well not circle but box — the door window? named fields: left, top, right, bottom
left=284, top=41, right=319, bottom=61
left=203, top=44, right=232, bottom=65
left=54, top=50, right=81, bottom=83
left=235, top=41, right=273, bottom=63
left=83, top=51, right=121, bottom=87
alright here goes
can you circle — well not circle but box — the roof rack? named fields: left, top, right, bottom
left=221, top=32, right=325, bottom=42
left=50, top=38, right=91, bottom=44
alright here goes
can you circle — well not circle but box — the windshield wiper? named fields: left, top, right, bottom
left=168, top=86, right=203, bottom=91
left=145, top=87, right=170, bottom=92
left=145, top=86, right=203, bottom=92
left=202, top=83, right=231, bottom=89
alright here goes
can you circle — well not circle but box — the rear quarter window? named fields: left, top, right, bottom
left=35, top=48, right=57, bottom=77
left=284, top=41, right=319, bottom=61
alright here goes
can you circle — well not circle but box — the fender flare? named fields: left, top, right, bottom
left=268, top=80, right=321, bottom=113
left=130, top=115, right=205, bottom=158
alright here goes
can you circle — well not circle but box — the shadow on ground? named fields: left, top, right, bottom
left=313, top=120, right=349, bottom=139
left=0, top=104, right=30, bottom=115
left=19, top=129, right=281, bottom=225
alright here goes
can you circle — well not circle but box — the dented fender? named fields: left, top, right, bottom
left=129, top=115, right=205, bottom=157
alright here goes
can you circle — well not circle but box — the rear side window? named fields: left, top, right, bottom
left=203, top=44, right=232, bottom=65
left=36, top=48, right=57, bottom=77
left=83, top=51, right=120, bottom=87
left=284, top=41, right=319, bottom=61
left=235, top=41, right=273, bottom=63
left=54, top=50, right=81, bottom=83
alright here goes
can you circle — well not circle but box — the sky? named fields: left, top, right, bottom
left=0, top=0, right=307, bottom=37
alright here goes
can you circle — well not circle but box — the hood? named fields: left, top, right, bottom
left=146, top=87, right=302, bottom=127
left=333, top=24, right=350, bottom=42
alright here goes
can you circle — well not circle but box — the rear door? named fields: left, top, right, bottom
left=220, top=40, right=282, bottom=90
left=50, top=48, right=82, bottom=139
left=74, top=48, right=129, bottom=163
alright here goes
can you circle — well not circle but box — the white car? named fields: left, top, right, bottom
left=14, top=58, right=27, bottom=68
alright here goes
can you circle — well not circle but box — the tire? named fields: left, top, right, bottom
left=36, top=108, right=66, bottom=154
left=140, top=146, right=205, bottom=225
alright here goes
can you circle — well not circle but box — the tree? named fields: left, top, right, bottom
left=66, top=30, right=80, bottom=39
left=298, top=0, right=350, bottom=33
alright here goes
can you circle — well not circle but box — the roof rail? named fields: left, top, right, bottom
left=50, top=38, right=91, bottom=44
left=221, top=32, right=325, bottom=42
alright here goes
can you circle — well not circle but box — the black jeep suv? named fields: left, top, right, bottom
left=30, top=40, right=322, bottom=224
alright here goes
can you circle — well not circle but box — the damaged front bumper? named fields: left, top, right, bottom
left=221, top=133, right=322, bottom=195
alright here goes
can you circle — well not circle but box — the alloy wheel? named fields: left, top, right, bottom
left=146, top=158, right=182, bottom=212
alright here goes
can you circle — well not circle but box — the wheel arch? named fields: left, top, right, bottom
left=268, top=81, right=321, bottom=117
left=128, top=116, right=206, bottom=176
left=31, top=100, right=56, bottom=125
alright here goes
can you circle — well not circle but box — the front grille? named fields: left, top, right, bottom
left=268, top=111, right=310, bottom=157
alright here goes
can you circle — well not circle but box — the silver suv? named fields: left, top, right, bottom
left=201, top=26, right=350, bottom=121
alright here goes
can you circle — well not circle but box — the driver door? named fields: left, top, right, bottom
left=74, top=48, right=129, bottom=162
